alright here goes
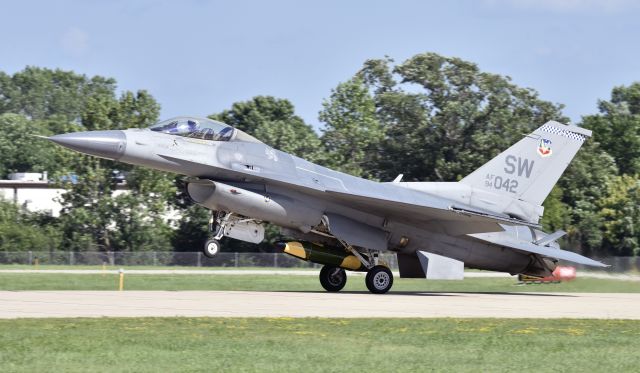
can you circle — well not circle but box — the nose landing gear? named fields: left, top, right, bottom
left=202, top=211, right=265, bottom=257
left=202, top=211, right=226, bottom=258
left=203, top=239, right=221, bottom=258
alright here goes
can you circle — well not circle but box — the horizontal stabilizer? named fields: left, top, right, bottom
left=470, top=233, right=607, bottom=267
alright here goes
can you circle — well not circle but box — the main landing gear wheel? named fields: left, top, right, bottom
left=319, top=265, right=347, bottom=292
left=203, top=239, right=221, bottom=258
left=366, top=265, right=393, bottom=294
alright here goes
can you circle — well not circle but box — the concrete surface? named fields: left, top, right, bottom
left=0, top=269, right=511, bottom=277
left=1, top=291, right=638, bottom=319
left=1, top=269, right=637, bottom=281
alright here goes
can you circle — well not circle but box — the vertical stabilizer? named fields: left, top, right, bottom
left=460, top=121, right=591, bottom=206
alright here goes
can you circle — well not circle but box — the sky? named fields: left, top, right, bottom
left=1, top=0, right=639, bottom=128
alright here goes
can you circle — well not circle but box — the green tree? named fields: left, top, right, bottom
left=57, top=87, right=173, bottom=252
left=211, top=96, right=322, bottom=161
left=0, top=199, right=60, bottom=252
left=598, top=174, right=640, bottom=256
left=582, top=82, right=640, bottom=175
left=556, top=140, right=618, bottom=254
left=171, top=204, right=210, bottom=252
left=349, top=52, right=620, bottom=256
left=356, top=53, right=567, bottom=181
left=0, top=66, right=116, bottom=122
left=0, top=113, right=56, bottom=178
left=319, top=78, right=384, bottom=178
left=540, top=186, right=571, bottom=233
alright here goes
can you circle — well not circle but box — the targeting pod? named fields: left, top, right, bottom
left=278, top=241, right=364, bottom=271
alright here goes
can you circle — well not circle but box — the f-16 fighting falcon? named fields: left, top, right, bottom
left=47, top=117, right=606, bottom=293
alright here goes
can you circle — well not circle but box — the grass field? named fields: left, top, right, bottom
left=0, top=272, right=638, bottom=292
left=2, top=272, right=638, bottom=372
left=1, top=317, right=638, bottom=372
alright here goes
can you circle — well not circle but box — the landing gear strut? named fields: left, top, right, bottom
left=344, top=243, right=394, bottom=294
left=203, top=211, right=228, bottom=258
left=319, top=265, right=347, bottom=292
left=327, top=237, right=394, bottom=294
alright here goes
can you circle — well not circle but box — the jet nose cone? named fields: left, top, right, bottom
left=49, top=130, right=127, bottom=160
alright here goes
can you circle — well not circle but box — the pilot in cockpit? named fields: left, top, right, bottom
left=149, top=116, right=261, bottom=143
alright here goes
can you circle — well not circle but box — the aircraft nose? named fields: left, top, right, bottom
left=48, top=130, right=127, bottom=160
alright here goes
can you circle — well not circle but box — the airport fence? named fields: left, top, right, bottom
left=0, top=251, right=401, bottom=269
left=0, top=251, right=637, bottom=272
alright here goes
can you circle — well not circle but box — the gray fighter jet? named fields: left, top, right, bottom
left=47, top=117, right=606, bottom=293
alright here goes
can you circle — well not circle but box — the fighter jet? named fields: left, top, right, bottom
left=47, top=117, right=606, bottom=293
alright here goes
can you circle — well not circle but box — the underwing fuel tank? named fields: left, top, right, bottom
left=186, top=180, right=323, bottom=232
left=277, top=241, right=364, bottom=271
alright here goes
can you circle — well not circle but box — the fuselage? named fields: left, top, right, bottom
left=47, top=125, right=550, bottom=276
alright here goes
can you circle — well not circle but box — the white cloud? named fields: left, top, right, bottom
left=484, top=0, right=640, bottom=13
left=60, top=27, right=89, bottom=57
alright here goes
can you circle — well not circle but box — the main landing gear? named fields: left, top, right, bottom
left=345, top=244, right=394, bottom=294
left=318, top=242, right=394, bottom=294
left=319, top=266, right=347, bottom=292
left=320, top=265, right=393, bottom=294
left=365, top=265, right=394, bottom=294
left=319, top=264, right=394, bottom=294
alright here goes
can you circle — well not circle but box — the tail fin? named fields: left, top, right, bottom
left=460, top=121, right=591, bottom=206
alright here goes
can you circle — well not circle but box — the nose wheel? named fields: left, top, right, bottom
left=319, top=265, right=347, bottom=292
left=203, top=239, right=221, bottom=258
left=365, top=265, right=393, bottom=294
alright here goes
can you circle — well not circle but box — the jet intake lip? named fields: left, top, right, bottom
left=49, top=130, right=127, bottom=160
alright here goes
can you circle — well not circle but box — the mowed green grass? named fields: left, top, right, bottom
left=0, top=272, right=638, bottom=292
left=1, top=318, right=638, bottom=372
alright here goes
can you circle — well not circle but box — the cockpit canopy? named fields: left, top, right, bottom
left=149, top=117, right=235, bottom=141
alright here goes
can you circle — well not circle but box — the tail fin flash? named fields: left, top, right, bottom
left=460, top=121, right=591, bottom=206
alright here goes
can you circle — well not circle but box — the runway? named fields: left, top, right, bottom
left=0, top=269, right=512, bottom=277
left=1, top=269, right=637, bottom=281
left=1, top=291, right=638, bottom=319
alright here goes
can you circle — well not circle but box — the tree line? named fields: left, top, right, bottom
left=1, top=52, right=639, bottom=257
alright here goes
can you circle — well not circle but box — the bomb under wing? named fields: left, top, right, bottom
left=278, top=241, right=364, bottom=271
left=46, top=116, right=607, bottom=294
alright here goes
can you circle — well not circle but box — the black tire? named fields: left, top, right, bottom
left=203, top=239, right=221, bottom=258
left=319, top=265, right=347, bottom=292
left=365, top=265, right=393, bottom=294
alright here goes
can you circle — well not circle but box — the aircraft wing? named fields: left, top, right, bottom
left=158, top=153, right=537, bottom=235
left=323, top=187, right=540, bottom=236
left=468, top=232, right=608, bottom=267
